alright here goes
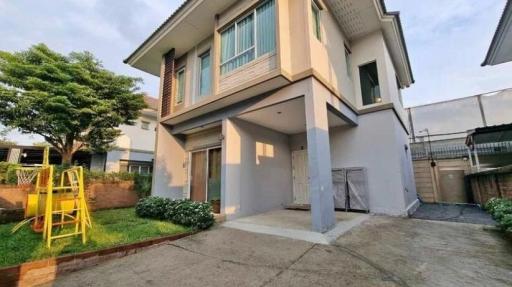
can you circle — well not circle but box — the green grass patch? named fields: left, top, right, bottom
left=0, top=208, right=191, bottom=268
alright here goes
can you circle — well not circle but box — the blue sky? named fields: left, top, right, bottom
left=387, top=0, right=512, bottom=106
left=1, top=0, right=511, bottom=143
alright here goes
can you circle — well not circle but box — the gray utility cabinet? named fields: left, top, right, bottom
left=332, top=167, right=369, bottom=212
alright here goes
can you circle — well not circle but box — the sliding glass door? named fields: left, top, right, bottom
left=189, top=147, right=222, bottom=213
left=190, top=150, right=207, bottom=202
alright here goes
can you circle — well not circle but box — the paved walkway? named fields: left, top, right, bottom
left=223, top=209, right=369, bottom=244
left=49, top=215, right=512, bottom=287
left=411, top=203, right=496, bottom=225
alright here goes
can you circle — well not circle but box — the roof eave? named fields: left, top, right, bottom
left=378, top=0, right=415, bottom=85
left=388, top=11, right=415, bottom=85
left=124, top=0, right=193, bottom=66
left=482, top=0, right=512, bottom=66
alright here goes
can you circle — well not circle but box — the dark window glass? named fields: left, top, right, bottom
left=359, top=62, right=381, bottom=105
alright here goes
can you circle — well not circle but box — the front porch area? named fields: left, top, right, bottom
left=153, top=78, right=361, bottom=233
left=222, top=209, right=370, bottom=244
left=222, top=83, right=357, bottom=232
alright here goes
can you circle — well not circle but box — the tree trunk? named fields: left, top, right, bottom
left=61, top=135, right=76, bottom=165
left=61, top=150, right=73, bottom=165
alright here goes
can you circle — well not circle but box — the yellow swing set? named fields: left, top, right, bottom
left=11, top=147, right=92, bottom=247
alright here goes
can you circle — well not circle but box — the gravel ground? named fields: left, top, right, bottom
left=411, top=203, right=496, bottom=225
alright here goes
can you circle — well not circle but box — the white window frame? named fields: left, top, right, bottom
left=127, top=162, right=152, bottom=174
left=198, top=50, right=211, bottom=98
left=187, top=146, right=222, bottom=203
left=141, top=120, right=150, bottom=130
left=358, top=60, right=382, bottom=107
left=219, top=0, right=275, bottom=74
left=344, top=46, right=352, bottom=78
left=175, top=67, right=185, bottom=105
left=220, top=13, right=256, bottom=71
left=311, top=0, right=322, bottom=41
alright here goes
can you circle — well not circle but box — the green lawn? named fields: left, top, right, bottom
left=0, top=208, right=190, bottom=268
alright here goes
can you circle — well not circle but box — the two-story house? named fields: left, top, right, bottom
left=1, top=96, right=158, bottom=173
left=125, top=0, right=417, bottom=232
left=90, top=95, right=158, bottom=173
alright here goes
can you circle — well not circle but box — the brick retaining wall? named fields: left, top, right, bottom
left=86, top=181, right=139, bottom=211
left=0, top=232, right=195, bottom=287
left=0, top=181, right=140, bottom=223
left=0, top=185, right=32, bottom=209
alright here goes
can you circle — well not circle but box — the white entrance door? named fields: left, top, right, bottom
left=292, top=149, right=309, bottom=204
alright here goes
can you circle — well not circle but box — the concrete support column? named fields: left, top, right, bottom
left=151, top=123, right=186, bottom=199
left=304, top=86, right=336, bottom=232
left=221, top=118, right=242, bottom=220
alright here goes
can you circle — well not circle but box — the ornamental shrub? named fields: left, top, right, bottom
left=83, top=170, right=135, bottom=184
left=134, top=173, right=152, bottom=198
left=493, top=200, right=512, bottom=221
left=5, top=163, right=20, bottom=184
left=165, top=199, right=215, bottom=230
left=500, top=214, right=512, bottom=232
left=485, top=197, right=502, bottom=214
left=0, top=162, right=21, bottom=184
left=135, top=197, right=215, bottom=230
left=485, top=198, right=512, bottom=232
left=135, top=196, right=172, bottom=220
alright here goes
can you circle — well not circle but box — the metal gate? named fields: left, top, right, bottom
left=332, top=168, right=369, bottom=212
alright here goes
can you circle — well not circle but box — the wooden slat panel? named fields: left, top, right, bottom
left=161, top=49, right=175, bottom=117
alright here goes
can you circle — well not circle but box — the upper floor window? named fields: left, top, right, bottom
left=141, top=120, right=150, bottom=130
left=359, top=61, right=381, bottom=106
left=175, top=67, right=185, bottom=105
left=344, top=46, right=351, bottom=78
left=311, top=0, right=321, bottom=41
left=199, top=51, right=211, bottom=97
left=220, top=0, right=276, bottom=75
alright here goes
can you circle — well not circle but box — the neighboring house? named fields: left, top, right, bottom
left=1, top=96, right=158, bottom=174
left=407, top=88, right=512, bottom=203
left=125, top=0, right=417, bottom=232
left=90, top=96, right=158, bottom=173
left=482, top=0, right=512, bottom=66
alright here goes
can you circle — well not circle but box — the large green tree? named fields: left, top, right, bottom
left=0, top=44, right=146, bottom=164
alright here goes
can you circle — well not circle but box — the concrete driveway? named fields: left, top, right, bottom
left=50, top=216, right=512, bottom=287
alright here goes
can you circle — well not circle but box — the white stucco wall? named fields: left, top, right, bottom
left=393, top=116, right=418, bottom=210
left=308, top=0, right=356, bottom=105
left=104, top=149, right=154, bottom=172
left=222, top=118, right=293, bottom=220
left=329, top=110, right=415, bottom=216
left=93, top=111, right=157, bottom=172
left=350, top=31, right=398, bottom=110
left=116, top=113, right=157, bottom=152
left=381, top=39, right=406, bottom=121
left=151, top=124, right=187, bottom=199
left=280, top=111, right=417, bottom=215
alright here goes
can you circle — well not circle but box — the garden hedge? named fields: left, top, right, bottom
left=0, top=162, right=20, bottom=184
left=135, top=196, right=215, bottom=230
left=485, top=198, right=512, bottom=232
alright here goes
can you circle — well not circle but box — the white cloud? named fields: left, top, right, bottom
left=0, top=0, right=184, bottom=144
left=1, top=0, right=511, bottom=142
left=387, top=0, right=512, bottom=107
